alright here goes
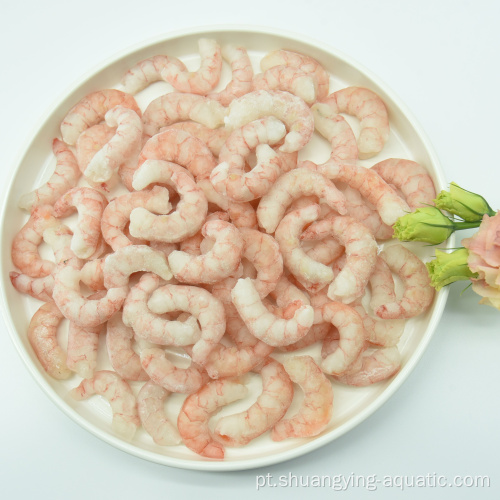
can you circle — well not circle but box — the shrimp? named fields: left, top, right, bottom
left=214, top=359, right=294, bottom=446
left=101, top=186, right=172, bottom=251
left=167, top=220, right=244, bottom=285
left=177, top=378, right=248, bottom=459
left=270, top=274, right=311, bottom=308
left=271, top=355, right=334, bottom=441
left=18, top=139, right=82, bottom=212
left=129, top=159, right=208, bottom=243
left=161, top=38, right=222, bottom=95
left=122, top=274, right=201, bottom=346
left=315, top=302, right=366, bottom=375
left=139, top=128, right=217, bottom=181
left=256, top=167, right=347, bottom=234
left=103, top=244, right=173, bottom=288
left=275, top=204, right=334, bottom=294
left=163, top=122, right=230, bottom=156
left=305, top=237, right=345, bottom=266
left=279, top=323, right=333, bottom=352
left=301, top=215, right=378, bottom=304
left=231, top=277, right=314, bottom=347
left=260, top=49, right=330, bottom=100
left=142, top=92, right=226, bottom=138
left=374, top=244, right=435, bottom=319
left=70, top=370, right=140, bottom=441
left=9, top=272, right=55, bottom=302
left=83, top=106, right=143, bottom=184
left=224, top=90, right=315, bottom=153
left=253, top=65, right=318, bottom=104
left=80, top=258, right=106, bottom=291
left=314, top=86, right=389, bottom=159
left=371, top=158, right=436, bottom=210
left=137, top=381, right=181, bottom=446
left=140, top=347, right=208, bottom=394
left=147, top=284, right=226, bottom=366
left=208, top=44, right=254, bottom=106
left=60, top=89, right=141, bottom=145
left=27, top=302, right=71, bottom=379
left=53, top=187, right=108, bottom=260
left=106, top=313, right=149, bottom=381
left=369, top=256, right=398, bottom=312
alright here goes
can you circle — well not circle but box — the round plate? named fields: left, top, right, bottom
left=0, top=25, right=450, bottom=471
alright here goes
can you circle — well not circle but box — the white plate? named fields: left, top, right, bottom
left=0, top=25, right=451, bottom=471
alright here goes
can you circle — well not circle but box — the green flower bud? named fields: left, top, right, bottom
left=434, top=182, right=495, bottom=222
left=393, top=206, right=455, bottom=244
left=426, top=248, right=478, bottom=291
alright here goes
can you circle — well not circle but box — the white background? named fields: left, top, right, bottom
left=1, top=1, right=499, bottom=498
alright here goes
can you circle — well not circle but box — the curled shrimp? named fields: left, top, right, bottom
left=60, top=89, right=141, bottom=145
left=214, top=359, right=294, bottom=446
left=271, top=355, right=334, bottom=441
left=177, top=378, right=248, bottom=459
left=53, top=187, right=108, bottom=259
left=27, top=302, right=71, bottom=379
left=168, top=220, right=244, bottom=285
left=305, top=236, right=345, bottom=266
left=80, top=258, right=106, bottom=291
left=137, top=381, right=181, bottom=446
left=129, top=159, right=208, bottom=243
left=374, top=244, right=435, bottom=319
left=18, top=139, right=82, bottom=212
left=257, top=167, right=347, bottom=234
left=231, top=277, right=314, bottom=347
left=164, top=122, right=230, bottom=156
left=70, top=370, right=140, bottom=441
left=225, top=90, right=315, bottom=153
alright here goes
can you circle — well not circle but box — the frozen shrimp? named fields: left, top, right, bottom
left=231, top=277, right=314, bottom=347
left=70, top=370, right=140, bottom=441
left=305, top=237, right=345, bottom=266
left=164, top=122, right=230, bottom=156
left=257, top=167, right=347, bottom=234
left=80, top=258, right=106, bottom=291
left=260, top=49, right=330, bottom=100
left=53, top=187, right=108, bottom=259
left=314, top=86, right=389, bottom=159
left=137, top=381, right=181, bottom=446
left=177, top=378, right=248, bottom=459
left=18, top=139, right=82, bottom=212
left=270, top=274, right=311, bottom=308
left=27, top=302, right=71, bottom=379
left=369, top=256, right=397, bottom=311
left=9, top=272, right=55, bottom=302
left=168, top=220, right=244, bottom=285
left=208, top=44, right=254, bottom=105
left=271, top=355, right=333, bottom=441
left=374, top=244, right=434, bottom=319
left=147, top=284, right=226, bottom=366
left=225, top=90, right=315, bottom=153
left=279, top=323, right=333, bottom=352
left=215, top=359, right=294, bottom=446
left=106, top=313, right=149, bottom=381
left=129, top=159, right=208, bottom=243
left=371, top=158, right=436, bottom=210
left=60, top=89, right=140, bottom=145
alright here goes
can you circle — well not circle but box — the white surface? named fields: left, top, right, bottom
left=0, top=0, right=498, bottom=498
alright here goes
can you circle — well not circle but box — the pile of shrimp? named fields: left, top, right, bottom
left=10, top=38, right=437, bottom=460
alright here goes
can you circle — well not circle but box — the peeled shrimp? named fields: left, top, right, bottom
left=18, top=139, right=82, bottom=212
left=305, top=236, right=345, bottom=266
left=164, top=122, right=230, bottom=156
left=177, top=378, right=248, bottom=459
left=70, top=370, right=140, bottom=441
left=271, top=355, right=334, bottom=441
left=214, top=359, right=294, bottom=446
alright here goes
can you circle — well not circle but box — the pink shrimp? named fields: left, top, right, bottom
left=256, top=167, right=347, bottom=234
left=80, top=258, right=106, bottom=291
left=225, top=90, right=315, bottom=153
left=271, top=355, right=334, bottom=441
left=177, top=378, right=248, bottom=459
left=167, top=220, right=244, bottom=285
left=18, top=139, right=82, bottom=212
left=60, top=89, right=141, bottom=145
left=53, top=187, right=108, bottom=260
left=70, top=370, right=140, bottom=441
left=163, top=122, right=230, bottom=156
left=27, top=302, right=71, bottom=379
left=270, top=274, right=311, bottom=308
left=371, top=158, right=436, bottom=210
left=214, top=359, right=294, bottom=446
left=10, top=272, right=55, bottom=302
left=208, top=44, right=254, bottom=105
left=315, top=86, right=389, bottom=159
left=374, top=244, right=435, bottom=319
left=305, top=236, right=345, bottom=266
left=278, top=323, right=333, bottom=352
left=129, top=159, right=208, bottom=243
left=260, top=49, right=330, bottom=100
left=137, top=381, right=181, bottom=446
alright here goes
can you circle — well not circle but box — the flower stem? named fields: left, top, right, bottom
left=452, top=220, right=483, bottom=230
